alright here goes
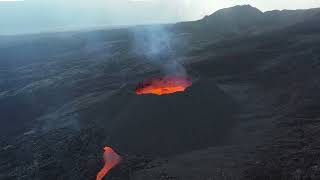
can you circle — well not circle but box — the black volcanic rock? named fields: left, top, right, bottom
left=80, top=78, right=240, bottom=156
left=285, top=12, right=320, bottom=34
left=2, top=5, right=320, bottom=180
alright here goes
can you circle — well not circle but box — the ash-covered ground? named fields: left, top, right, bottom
left=1, top=5, right=320, bottom=180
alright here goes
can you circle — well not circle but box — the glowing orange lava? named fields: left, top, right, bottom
left=135, top=76, right=192, bottom=95
left=96, top=146, right=121, bottom=180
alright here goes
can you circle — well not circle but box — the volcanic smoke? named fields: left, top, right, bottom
left=135, top=76, right=192, bottom=95
left=96, top=146, right=121, bottom=180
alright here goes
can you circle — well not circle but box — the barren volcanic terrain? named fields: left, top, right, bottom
left=1, top=5, right=320, bottom=180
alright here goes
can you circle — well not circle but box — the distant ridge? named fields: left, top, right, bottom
left=202, top=5, right=263, bottom=22
left=176, top=5, right=320, bottom=41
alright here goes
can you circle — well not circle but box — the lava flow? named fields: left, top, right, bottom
left=96, top=146, right=121, bottom=180
left=135, top=76, right=192, bottom=95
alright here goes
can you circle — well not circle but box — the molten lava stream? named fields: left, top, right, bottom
left=96, top=147, right=121, bottom=180
left=135, top=76, right=192, bottom=95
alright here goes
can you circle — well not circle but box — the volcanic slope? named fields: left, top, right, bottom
left=1, top=5, right=320, bottom=180
left=79, top=78, right=240, bottom=156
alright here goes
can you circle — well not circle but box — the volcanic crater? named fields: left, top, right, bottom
left=80, top=76, right=240, bottom=156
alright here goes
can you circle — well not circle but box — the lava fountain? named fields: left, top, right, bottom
left=135, top=76, right=192, bottom=95
left=96, top=146, right=121, bottom=180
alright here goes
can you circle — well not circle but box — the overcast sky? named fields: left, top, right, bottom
left=0, top=0, right=320, bottom=35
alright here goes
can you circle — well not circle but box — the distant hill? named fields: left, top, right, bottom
left=201, top=5, right=264, bottom=30
left=175, top=5, right=320, bottom=41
